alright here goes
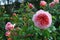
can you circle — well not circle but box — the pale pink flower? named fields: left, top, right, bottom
left=54, top=0, right=59, bottom=3
left=40, top=1, right=47, bottom=7
left=5, top=22, right=14, bottom=30
left=49, top=2, right=55, bottom=7
left=32, top=10, right=52, bottom=29
left=5, top=31, right=10, bottom=37
left=28, top=3, right=34, bottom=8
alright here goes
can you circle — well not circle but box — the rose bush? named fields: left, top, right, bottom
left=0, top=0, right=60, bottom=40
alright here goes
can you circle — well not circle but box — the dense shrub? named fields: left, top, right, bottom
left=0, top=0, right=60, bottom=40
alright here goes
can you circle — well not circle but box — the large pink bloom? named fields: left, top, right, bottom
left=54, top=0, right=59, bottom=3
left=32, top=10, right=52, bottom=29
left=5, top=22, right=14, bottom=30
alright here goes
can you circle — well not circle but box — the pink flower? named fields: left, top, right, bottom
left=49, top=2, right=55, bottom=7
left=28, top=3, right=34, bottom=8
left=7, top=38, right=12, bottom=40
left=5, top=31, right=10, bottom=37
left=54, top=0, right=59, bottom=3
left=32, top=10, right=52, bottom=29
left=40, top=1, right=47, bottom=7
left=5, top=22, right=14, bottom=30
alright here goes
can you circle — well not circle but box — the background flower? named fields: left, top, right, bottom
left=28, top=3, right=34, bottom=8
left=5, top=22, right=14, bottom=30
left=54, top=0, right=59, bottom=3
left=5, top=31, right=11, bottom=37
left=49, top=2, right=55, bottom=7
left=40, top=1, right=47, bottom=7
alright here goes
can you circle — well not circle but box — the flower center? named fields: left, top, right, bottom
left=36, top=14, right=49, bottom=26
